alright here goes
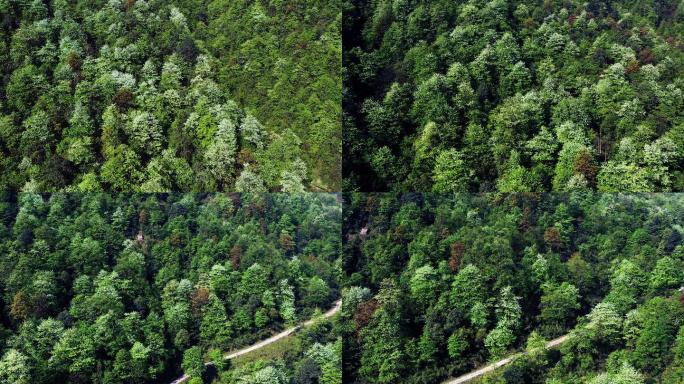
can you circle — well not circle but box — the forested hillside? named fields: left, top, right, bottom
left=0, top=192, right=341, bottom=383
left=215, top=316, right=341, bottom=384
left=344, top=0, right=684, bottom=192
left=342, top=193, right=684, bottom=383
left=0, top=0, right=341, bottom=191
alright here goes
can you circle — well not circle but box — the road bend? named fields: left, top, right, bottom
left=170, top=300, right=341, bottom=384
left=443, top=335, right=570, bottom=384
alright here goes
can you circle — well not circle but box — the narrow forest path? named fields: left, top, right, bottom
left=170, top=300, right=342, bottom=384
left=443, top=335, right=570, bottom=384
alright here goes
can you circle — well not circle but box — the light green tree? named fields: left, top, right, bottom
left=0, top=349, right=31, bottom=384
left=409, top=264, right=438, bottom=307
left=432, top=149, right=469, bottom=192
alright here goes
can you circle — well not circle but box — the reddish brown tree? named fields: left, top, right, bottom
left=139, top=209, right=149, bottom=226
left=190, top=286, right=210, bottom=315
left=353, top=299, right=380, bottom=331
left=10, top=291, right=30, bottom=321
left=544, top=226, right=562, bottom=250
left=639, top=48, right=654, bottom=64
left=520, top=205, right=533, bottom=232
left=573, top=151, right=597, bottom=185
left=625, top=60, right=640, bottom=74
left=230, top=245, right=242, bottom=270
left=449, top=242, right=465, bottom=272
left=113, top=89, right=133, bottom=111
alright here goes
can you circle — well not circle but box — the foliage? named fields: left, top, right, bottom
left=0, top=192, right=341, bottom=383
left=0, top=0, right=341, bottom=191
left=344, top=0, right=684, bottom=191
left=342, top=193, right=684, bottom=383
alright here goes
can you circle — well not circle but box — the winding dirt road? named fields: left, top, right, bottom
left=443, top=334, right=570, bottom=384
left=170, top=300, right=341, bottom=384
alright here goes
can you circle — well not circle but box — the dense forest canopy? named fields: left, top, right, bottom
left=342, top=193, right=684, bottom=383
left=0, top=0, right=341, bottom=191
left=0, top=192, right=341, bottom=383
left=343, top=0, right=684, bottom=192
